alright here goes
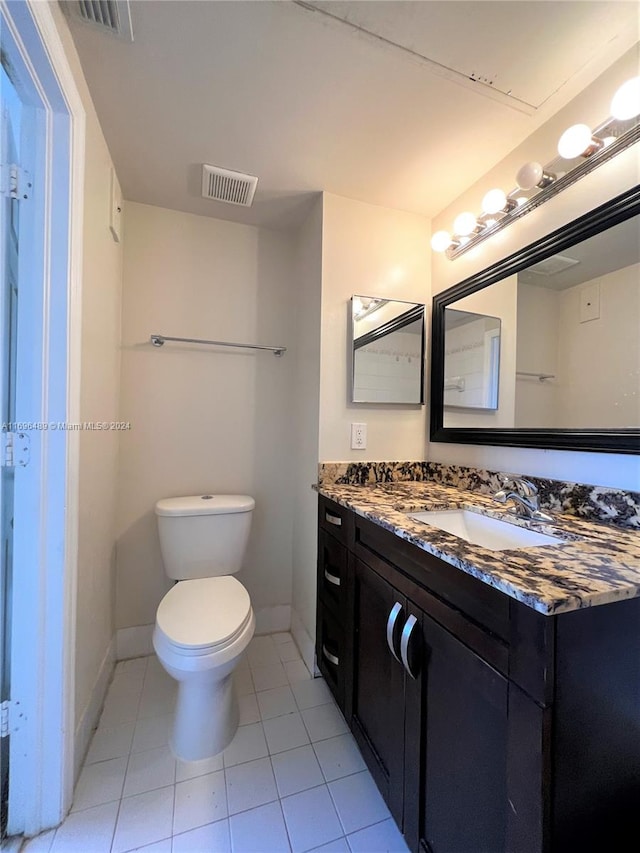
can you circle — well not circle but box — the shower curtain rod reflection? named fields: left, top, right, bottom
left=150, top=334, right=287, bottom=357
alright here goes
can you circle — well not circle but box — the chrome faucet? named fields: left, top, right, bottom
left=492, top=476, right=553, bottom=523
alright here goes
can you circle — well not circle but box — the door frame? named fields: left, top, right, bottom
left=1, top=0, right=84, bottom=835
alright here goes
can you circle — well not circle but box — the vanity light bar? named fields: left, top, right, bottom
left=433, top=76, right=640, bottom=260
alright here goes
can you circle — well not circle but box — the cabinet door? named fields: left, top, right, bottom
left=351, top=558, right=406, bottom=824
left=405, top=610, right=508, bottom=853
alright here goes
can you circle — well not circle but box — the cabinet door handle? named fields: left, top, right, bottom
left=322, top=645, right=339, bottom=667
left=325, top=511, right=342, bottom=527
left=400, top=614, right=418, bottom=679
left=386, top=602, right=403, bottom=663
left=324, top=568, right=341, bottom=587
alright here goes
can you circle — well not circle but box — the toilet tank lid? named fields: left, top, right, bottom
left=155, top=494, right=255, bottom=517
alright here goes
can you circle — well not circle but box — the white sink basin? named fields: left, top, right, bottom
left=407, top=509, right=565, bottom=551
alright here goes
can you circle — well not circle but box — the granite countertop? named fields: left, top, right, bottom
left=317, top=481, right=640, bottom=615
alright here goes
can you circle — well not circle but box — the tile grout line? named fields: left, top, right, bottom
left=71, top=643, right=388, bottom=853
left=108, top=657, right=147, bottom=853
left=273, top=797, right=294, bottom=853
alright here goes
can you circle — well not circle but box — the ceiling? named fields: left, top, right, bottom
left=518, top=213, right=640, bottom=290
left=64, top=1, right=640, bottom=230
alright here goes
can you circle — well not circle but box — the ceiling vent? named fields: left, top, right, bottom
left=201, top=165, right=258, bottom=207
left=62, top=1, right=134, bottom=41
left=526, top=254, right=580, bottom=276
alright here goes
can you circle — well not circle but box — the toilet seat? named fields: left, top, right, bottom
left=156, top=576, right=252, bottom=656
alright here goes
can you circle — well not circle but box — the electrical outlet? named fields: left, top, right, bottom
left=351, top=422, right=367, bottom=450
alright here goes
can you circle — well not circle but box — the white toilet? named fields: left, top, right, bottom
left=152, top=494, right=255, bottom=761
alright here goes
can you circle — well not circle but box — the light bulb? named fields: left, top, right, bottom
left=482, top=188, right=507, bottom=215
left=516, top=162, right=543, bottom=190
left=431, top=230, right=452, bottom=252
left=558, top=124, right=595, bottom=159
left=453, top=212, right=477, bottom=236
left=611, top=76, right=640, bottom=121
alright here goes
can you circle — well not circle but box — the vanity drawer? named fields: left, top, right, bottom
left=318, top=528, right=348, bottom=620
left=316, top=603, right=347, bottom=712
left=319, top=496, right=352, bottom=546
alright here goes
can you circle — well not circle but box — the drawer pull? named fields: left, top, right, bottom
left=386, top=602, right=403, bottom=664
left=324, top=569, right=341, bottom=587
left=325, top=511, right=342, bottom=527
left=322, top=645, right=340, bottom=667
left=401, top=614, right=419, bottom=680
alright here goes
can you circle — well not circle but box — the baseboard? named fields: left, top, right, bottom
left=74, top=637, right=115, bottom=781
left=116, top=624, right=154, bottom=660
left=254, top=605, right=291, bottom=635
left=291, top=607, right=319, bottom=676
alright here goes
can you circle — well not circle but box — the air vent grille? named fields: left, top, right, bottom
left=78, top=0, right=118, bottom=30
left=201, top=165, right=258, bottom=207
left=527, top=254, right=580, bottom=276
left=63, top=0, right=134, bottom=40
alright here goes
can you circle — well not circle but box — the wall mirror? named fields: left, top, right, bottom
left=430, top=186, right=640, bottom=453
left=351, top=295, right=425, bottom=404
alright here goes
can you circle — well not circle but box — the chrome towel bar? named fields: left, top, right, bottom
left=516, top=371, right=556, bottom=382
left=150, top=334, right=286, bottom=356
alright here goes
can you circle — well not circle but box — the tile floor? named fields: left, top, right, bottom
left=22, top=633, right=409, bottom=853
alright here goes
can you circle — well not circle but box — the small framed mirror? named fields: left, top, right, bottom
left=351, top=295, right=425, bottom=404
left=444, top=309, right=501, bottom=411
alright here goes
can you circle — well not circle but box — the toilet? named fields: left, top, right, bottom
left=152, top=494, right=255, bottom=761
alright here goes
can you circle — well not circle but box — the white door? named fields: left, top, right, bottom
left=0, top=61, right=21, bottom=840
left=0, top=1, right=86, bottom=833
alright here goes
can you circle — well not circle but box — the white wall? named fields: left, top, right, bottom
left=430, top=47, right=640, bottom=490
left=515, top=283, right=559, bottom=428
left=116, top=203, right=296, bottom=634
left=51, top=5, right=124, bottom=754
left=319, top=193, right=431, bottom=461
left=290, top=192, right=432, bottom=668
left=291, top=196, right=323, bottom=671
left=556, top=263, right=640, bottom=428
left=516, top=266, right=640, bottom=430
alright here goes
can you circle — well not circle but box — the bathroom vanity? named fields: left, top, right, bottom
left=315, top=483, right=640, bottom=853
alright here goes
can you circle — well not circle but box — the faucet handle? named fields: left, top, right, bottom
left=500, top=475, right=538, bottom=497
left=514, top=477, right=538, bottom=497
left=497, top=475, right=517, bottom=493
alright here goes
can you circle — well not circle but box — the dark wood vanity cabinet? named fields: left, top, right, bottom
left=316, top=495, right=640, bottom=853
left=316, top=501, right=354, bottom=715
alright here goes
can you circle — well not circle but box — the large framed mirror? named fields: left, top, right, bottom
left=351, top=295, right=425, bottom=404
left=430, top=185, right=640, bottom=454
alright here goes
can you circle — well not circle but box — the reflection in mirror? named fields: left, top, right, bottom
left=444, top=309, right=501, bottom=410
left=442, top=212, right=640, bottom=430
left=351, top=295, right=425, bottom=404
left=515, top=213, right=639, bottom=429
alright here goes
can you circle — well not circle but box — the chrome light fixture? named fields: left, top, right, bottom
left=432, top=76, right=640, bottom=259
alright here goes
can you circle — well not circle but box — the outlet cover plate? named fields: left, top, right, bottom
left=351, top=422, right=367, bottom=450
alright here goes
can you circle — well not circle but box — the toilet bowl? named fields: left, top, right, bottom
left=153, top=495, right=255, bottom=761
left=153, top=576, right=255, bottom=760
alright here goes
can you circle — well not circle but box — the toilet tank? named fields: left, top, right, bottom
left=155, top=494, right=255, bottom=580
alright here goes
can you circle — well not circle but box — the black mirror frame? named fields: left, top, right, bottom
left=430, top=184, right=640, bottom=455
